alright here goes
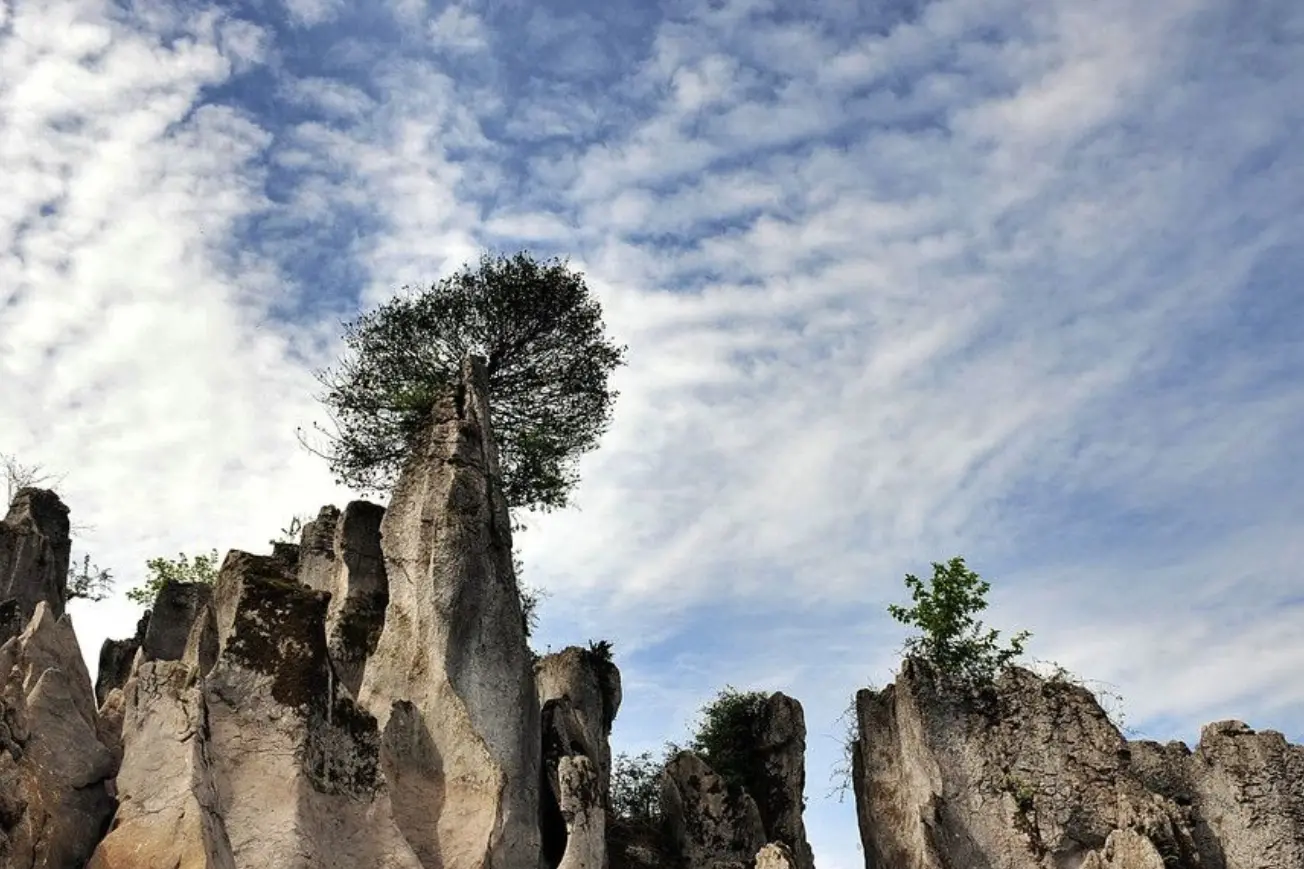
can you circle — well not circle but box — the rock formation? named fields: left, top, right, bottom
left=324, top=501, right=388, bottom=698
left=95, top=612, right=148, bottom=706
left=660, top=750, right=767, bottom=869
left=538, top=645, right=623, bottom=869
left=297, top=505, right=341, bottom=594
left=142, top=580, right=214, bottom=662
left=356, top=356, right=539, bottom=869
left=0, top=489, right=71, bottom=632
left=557, top=755, right=605, bottom=869
left=90, top=550, right=422, bottom=869
left=733, top=693, right=815, bottom=869
left=0, top=602, right=116, bottom=869
left=852, top=657, right=1304, bottom=869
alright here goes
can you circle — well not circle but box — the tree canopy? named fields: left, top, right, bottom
left=887, top=555, right=1030, bottom=686
left=689, top=686, right=770, bottom=791
left=306, top=251, right=627, bottom=513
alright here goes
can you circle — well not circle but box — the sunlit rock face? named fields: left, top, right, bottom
left=357, top=356, right=540, bottom=869
left=852, top=657, right=1304, bottom=869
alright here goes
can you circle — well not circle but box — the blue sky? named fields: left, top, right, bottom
left=2, top=0, right=1303, bottom=866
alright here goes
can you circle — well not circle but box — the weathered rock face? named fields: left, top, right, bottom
left=358, top=357, right=540, bottom=869
left=297, top=505, right=341, bottom=594
left=557, top=755, right=605, bottom=869
left=852, top=657, right=1304, bottom=869
left=324, top=501, right=388, bottom=698
left=1186, top=720, right=1304, bottom=868
left=738, top=693, right=814, bottom=869
left=91, top=550, right=423, bottom=869
left=660, top=750, right=766, bottom=869
left=537, top=645, right=622, bottom=803
left=0, top=602, right=116, bottom=869
left=95, top=612, right=149, bottom=706
left=0, top=489, right=71, bottom=627
left=754, top=842, right=797, bottom=869
left=142, top=581, right=214, bottom=662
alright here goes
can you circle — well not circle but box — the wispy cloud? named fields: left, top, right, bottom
left=2, top=1, right=1301, bottom=867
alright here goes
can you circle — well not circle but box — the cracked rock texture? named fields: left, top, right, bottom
left=357, top=356, right=540, bottom=869
left=0, top=490, right=71, bottom=634
left=0, top=602, right=116, bottom=869
left=661, top=750, right=766, bottom=869
left=852, top=657, right=1304, bottom=869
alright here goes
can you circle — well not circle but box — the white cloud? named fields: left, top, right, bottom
left=282, top=0, right=343, bottom=28
left=429, top=4, right=488, bottom=53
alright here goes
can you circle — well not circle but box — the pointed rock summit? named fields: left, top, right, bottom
left=358, top=356, right=540, bottom=869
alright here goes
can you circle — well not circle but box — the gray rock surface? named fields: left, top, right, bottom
left=0, top=602, right=116, bottom=869
left=660, top=751, right=766, bottom=869
left=755, top=842, right=797, bottom=869
left=537, top=646, right=622, bottom=797
left=358, top=356, right=540, bottom=869
left=91, top=550, right=423, bottom=869
left=557, top=755, right=605, bottom=869
left=324, top=500, right=388, bottom=698
left=95, top=612, right=149, bottom=706
left=743, top=693, right=814, bottom=869
left=852, top=657, right=1304, bottom=869
left=297, top=505, right=341, bottom=594
left=0, top=489, right=71, bottom=625
left=142, top=581, right=213, bottom=662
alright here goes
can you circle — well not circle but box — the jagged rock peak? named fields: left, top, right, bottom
left=357, top=355, right=539, bottom=869
left=0, top=487, right=72, bottom=627
left=142, top=579, right=214, bottom=663
left=852, top=656, right=1304, bottom=869
left=0, top=601, right=116, bottom=868
left=95, top=611, right=149, bottom=706
left=660, top=750, right=766, bottom=869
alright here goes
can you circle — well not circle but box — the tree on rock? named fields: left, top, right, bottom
left=305, top=251, right=627, bottom=513
left=887, top=555, right=1030, bottom=686
left=126, top=549, right=220, bottom=607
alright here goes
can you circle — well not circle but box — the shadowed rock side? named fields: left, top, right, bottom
left=358, top=356, right=540, bottom=869
left=142, top=581, right=214, bottom=663
left=95, top=612, right=149, bottom=707
left=0, top=489, right=71, bottom=633
left=325, top=501, right=388, bottom=698
left=661, top=751, right=766, bottom=869
left=0, top=602, right=116, bottom=869
left=852, top=657, right=1304, bottom=869
left=737, top=693, right=815, bottom=869
left=558, top=756, right=606, bottom=869
left=538, top=646, right=623, bottom=869
left=297, top=505, right=341, bottom=594
left=91, top=550, right=422, bottom=869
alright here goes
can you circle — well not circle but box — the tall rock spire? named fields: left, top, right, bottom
left=359, top=355, right=540, bottom=869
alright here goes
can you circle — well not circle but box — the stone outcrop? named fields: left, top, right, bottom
left=0, top=489, right=71, bottom=631
left=852, top=657, right=1304, bottom=869
left=660, top=750, right=766, bottom=869
left=557, top=755, right=605, bottom=869
left=537, top=645, right=622, bottom=802
left=357, top=356, right=539, bottom=869
left=297, top=505, right=341, bottom=594
left=324, top=501, right=388, bottom=698
left=142, top=581, right=214, bottom=662
left=735, top=693, right=814, bottom=869
left=0, top=602, right=116, bottom=868
left=90, top=550, right=422, bottom=869
left=755, top=842, right=797, bottom=869
left=95, top=612, right=149, bottom=706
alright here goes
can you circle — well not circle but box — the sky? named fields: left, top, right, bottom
left=2, top=0, right=1302, bottom=866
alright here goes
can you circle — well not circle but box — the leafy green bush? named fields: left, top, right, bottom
left=887, top=556, right=1030, bottom=687
left=689, top=687, right=770, bottom=791
left=609, top=750, right=666, bottom=826
left=126, top=549, right=221, bottom=607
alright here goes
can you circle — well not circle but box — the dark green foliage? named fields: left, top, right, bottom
left=305, top=251, right=627, bottom=513
left=887, top=556, right=1030, bottom=687
left=689, top=687, right=770, bottom=792
left=66, top=554, right=113, bottom=602
left=126, top=549, right=220, bottom=607
left=584, top=639, right=613, bottom=664
left=610, top=750, right=668, bottom=826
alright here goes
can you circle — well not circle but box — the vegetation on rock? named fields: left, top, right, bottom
left=66, top=554, right=114, bottom=602
left=690, top=686, right=770, bottom=792
left=303, top=250, right=627, bottom=514
left=887, top=555, right=1030, bottom=687
left=126, top=549, right=221, bottom=607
